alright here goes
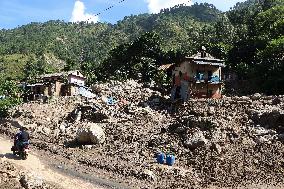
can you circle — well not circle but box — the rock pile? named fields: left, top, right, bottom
left=2, top=81, right=284, bottom=188
left=0, top=160, right=57, bottom=189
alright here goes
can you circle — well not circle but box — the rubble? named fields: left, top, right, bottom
left=2, top=80, right=284, bottom=188
left=184, top=129, right=208, bottom=149
left=0, top=160, right=57, bottom=189
left=20, top=172, right=44, bottom=189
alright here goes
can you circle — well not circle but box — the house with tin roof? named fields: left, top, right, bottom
left=24, top=70, right=94, bottom=100
left=171, top=47, right=225, bottom=100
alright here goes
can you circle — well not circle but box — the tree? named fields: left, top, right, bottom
left=99, top=32, right=163, bottom=82
left=256, top=36, right=284, bottom=94
left=0, top=79, right=22, bottom=117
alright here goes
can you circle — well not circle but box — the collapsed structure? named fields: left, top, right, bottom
left=3, top=79, right=284, bottom=188
left=24, top=70, right=95, bottom=100
left=171, top=47, right=225, bottom=100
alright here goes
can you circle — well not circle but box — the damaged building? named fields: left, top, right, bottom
left=171, top=47, right=225, bottom=100
left=25, top=70, right=94, bottom=100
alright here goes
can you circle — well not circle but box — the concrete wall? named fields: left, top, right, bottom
left=172, top=60, right=223, bottom=99
left=54, top=81, right=64, bottom=97
left=173, top=60, right=221, bottom=84
left=189, top=83, right=222, bottom=99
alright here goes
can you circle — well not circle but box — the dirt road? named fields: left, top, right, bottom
left=0, top=136, right=105, bottom=189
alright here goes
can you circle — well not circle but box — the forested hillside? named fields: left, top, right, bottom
left=0, top=0, right=283, bottom=94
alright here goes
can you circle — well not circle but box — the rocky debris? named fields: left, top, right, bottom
left=142, top=169, right=156, bottom=181
left=251, top=93, right=262, bottom=100
left=20, top=172, right=44, bottom=189
left=2, top=80, right=284, bottom=188
left=0, top=160, right=21, bottom=189
left=184, top=130, right=208, bottom=149
left=76, top=123, right=105, bottom=144
left=272, top=97, right=281, bottom=105
left=248, top=108, right=284, bottom=132
left=0, top=160, right=57, bottom=189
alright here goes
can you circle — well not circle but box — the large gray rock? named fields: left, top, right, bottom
left=76, top=123, right=105, bottom=144
left=19, top=172, right=44, bottom=189
left=251, top=93, right=262, bottom=100
left=142, top=169, right=156, bottom=181
left=184, top=130, right=208, bottom=149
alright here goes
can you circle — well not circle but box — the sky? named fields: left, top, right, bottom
left=0, top=0, right=247, bottom=29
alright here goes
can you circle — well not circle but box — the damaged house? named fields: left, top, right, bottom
left=25, top=70, right=94, bottom=99
left=171, top=47, right=225, bottom=100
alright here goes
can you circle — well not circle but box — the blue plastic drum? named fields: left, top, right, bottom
left=166, top=155, right=175, bottom=166
left=156, top=152, right=165, bottom=164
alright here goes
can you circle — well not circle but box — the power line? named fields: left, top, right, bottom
left=85, top=0, right=128, bottom=22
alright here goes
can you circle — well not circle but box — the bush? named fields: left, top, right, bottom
left=0, top=80, right=23, bottom=118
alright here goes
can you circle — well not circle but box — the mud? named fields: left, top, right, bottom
left=1, top=80, right=284, bottom=188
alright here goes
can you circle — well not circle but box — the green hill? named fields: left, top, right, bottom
left=0, top=0, right=283, bottom=94
left=0, top=3, right=220, bottom=81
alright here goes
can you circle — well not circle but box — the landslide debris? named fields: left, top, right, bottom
left=0, top=160, right=59, bottom=189
left=2, top=80, right=284, bottom=188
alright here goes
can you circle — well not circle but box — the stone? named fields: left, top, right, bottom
left=19, top=172, right=44, bottom=189
left=12, top=119, right=25, bottom=129
left=251, top=93, right=262, bottom=100
left=240, top=96, right=251, bottom=101
left=142, top=169, right=156, bottom=181
left=42, top=127, right=51, bottom=136
left=207, top=107, right=215, bottom=115
left=75, top=111, right=82, bottom=122
left=59, top=122, right=67, bottom=133
left=254, top=136, right=271, bottom=144
left=184, top=130, right=208, bottom=149
left=76, top=123, right=105, bottom=144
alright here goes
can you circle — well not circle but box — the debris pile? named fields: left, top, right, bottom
left=2, top=80, right=284, bottom=188
left=0, top=160, right=58, bottom=189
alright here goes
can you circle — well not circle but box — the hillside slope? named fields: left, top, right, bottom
left=0, top=3, right=220, bottom=81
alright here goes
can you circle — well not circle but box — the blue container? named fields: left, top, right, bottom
left=156, top=153, right=165, bottom=164
left=166, top=155, right=175, bottom=166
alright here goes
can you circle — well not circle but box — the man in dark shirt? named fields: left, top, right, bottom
left=18, top=127, right=30, bottom=142
left=15, top=127, right=30, bottom=150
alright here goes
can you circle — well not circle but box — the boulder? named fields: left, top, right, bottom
left=19, top=172, right=44, bottom=189
left=41, top=127, right=51, bottom=136
left=251, top=93, right=262, bottom=100
left=76, top=123, right=105, bottom=144
left=142, top=169, right=156, bottom=181
left=184, top=130, right=208, bottom=149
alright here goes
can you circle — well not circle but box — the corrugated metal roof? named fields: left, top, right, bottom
left=158, top=63, right=174, bottom=71
left=186, top=52, right=224, bottom=63
left=194, top=61, right=226, bottom=67
left=41, top=70, right=86, bottom=79
left=26, top=83, right=44, bottom=87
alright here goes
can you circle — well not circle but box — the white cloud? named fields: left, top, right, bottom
left=70, top=0, right=99, bottom=23
left=146, top=0, right=193, bottom=14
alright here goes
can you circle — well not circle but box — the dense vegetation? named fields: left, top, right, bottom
left=0, top=79, right=22, bottom=117
left=0, top=0, right=283, bottom=94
